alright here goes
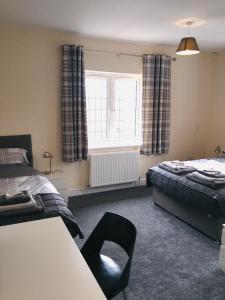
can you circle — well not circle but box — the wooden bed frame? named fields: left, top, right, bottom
left=0, top=134, right=33, bottom=167
left=152, top=187, right=225, bottom=242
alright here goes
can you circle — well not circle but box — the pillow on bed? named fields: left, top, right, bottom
left=0, top=148, right=29, bottom=165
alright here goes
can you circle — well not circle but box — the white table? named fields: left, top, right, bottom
left=0, top=217, right=106, bottom=300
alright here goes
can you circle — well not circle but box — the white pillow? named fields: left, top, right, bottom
left=0, top=148, right=29, bottom=165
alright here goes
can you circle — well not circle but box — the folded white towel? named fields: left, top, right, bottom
left=161, top=161, right=194, bottom=171
left=169, top=160, right=185, bottom=166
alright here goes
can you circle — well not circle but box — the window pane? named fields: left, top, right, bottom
left=86, top=76, right=108, bottom=142
left=111, top=78, right=138, bottom=141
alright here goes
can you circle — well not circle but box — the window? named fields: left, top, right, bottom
left=85, top=71, right=142, bottom=149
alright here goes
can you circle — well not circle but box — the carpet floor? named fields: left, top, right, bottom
left=69, top=187, right=225, bottom=300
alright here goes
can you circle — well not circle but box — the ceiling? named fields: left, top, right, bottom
left=0, top=0, right=225, bottom=50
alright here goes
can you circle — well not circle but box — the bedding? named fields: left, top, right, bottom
left=0, top=148, right=28, bottom=165
left=187, top=172, right=225, bottom=189
left=0, top=165, right=83, bottom=238
left=0, top=171, right=58, bottom=195
left=0, top=164, right=40, bottom=178
left=0, top=192, right=37, bottom=213
left=147, top=158, right=225, bottom=240
left=198, top=170, right=225, bottom=178
left=184, top=158, right=225, bottom=174
left=0, top=196, right=44, bottom=217
left=159, top=161, right=196, bottom=174
left=147, top=164, right=225, bottom=216
left=158, top=159, right=225, bottom=188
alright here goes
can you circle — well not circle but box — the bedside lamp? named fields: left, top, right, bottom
left=42, top=151, right=54, bottom=175
left=215, top=145, right=221, bottom=158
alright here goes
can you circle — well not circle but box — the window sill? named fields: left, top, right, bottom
left=88, top=143, right=141, bottom=151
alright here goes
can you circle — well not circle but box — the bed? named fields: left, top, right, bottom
left=147, top=158, right=225, bottom=241
left=0, top=134, right=83, bottom=239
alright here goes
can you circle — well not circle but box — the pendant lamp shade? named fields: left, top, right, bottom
left=176, top=37, right=200, bottom=55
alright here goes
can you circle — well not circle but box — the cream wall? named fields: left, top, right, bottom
left=204, top=52, right=225, bottom=156
left=0, top=24, right=215, bottom=190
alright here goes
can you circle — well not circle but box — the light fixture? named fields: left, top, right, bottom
left=42, top=151, right=54, bottom=175
left=215, top=145, right=221, bottom=158
left=176, top=21, right=200, bottom=56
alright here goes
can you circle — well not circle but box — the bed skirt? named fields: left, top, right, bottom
left=152, top=188, right=225, bottom=241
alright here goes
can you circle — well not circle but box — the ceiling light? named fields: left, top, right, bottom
left=175, top=18, right=206, bottom=28
left=176, top=37, right=200, bottom=55
left=176, top=20, right=200, bottom=56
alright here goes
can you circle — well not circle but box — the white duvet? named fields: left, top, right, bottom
left=0, top=175, right=58, bottom=195
left=185, top=159, right=225, bottom=175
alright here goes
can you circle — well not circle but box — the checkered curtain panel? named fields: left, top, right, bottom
left=61, top=45, right=88, bottom=162
left=141, top=54, right=171, bottom=155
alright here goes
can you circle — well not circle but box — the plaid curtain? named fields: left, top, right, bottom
left=141, top=54, right=171, bottom=155
left=61, top=45, right=88, bottom=162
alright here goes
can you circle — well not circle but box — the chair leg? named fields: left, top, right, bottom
left=122, top=290, right=127, bottom=300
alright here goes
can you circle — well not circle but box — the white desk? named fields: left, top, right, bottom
left=0, top=217, right=106, bottom=300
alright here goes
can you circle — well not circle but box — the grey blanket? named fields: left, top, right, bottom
left=0, top=164, right=41, bottom=179
left=147, top=163, right=225, bottom=217
left=0, top=164, right=83, bottom=238
left=187, top=172, right=225, bottom=189
left=159, top=162, right=196, bottom=174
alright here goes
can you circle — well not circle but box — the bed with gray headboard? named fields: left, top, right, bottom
left=0, top=134, right=33, bottom=166
left=0, top=134, right=83, bottom=238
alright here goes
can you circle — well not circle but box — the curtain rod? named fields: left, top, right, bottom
left=84, top=49, right=176, bottom=61
left=60, top=46, right=176, bottom=61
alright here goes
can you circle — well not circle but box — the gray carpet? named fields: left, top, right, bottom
left=69, top=187, right=225, bottom=300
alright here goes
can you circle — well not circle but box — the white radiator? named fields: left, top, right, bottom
left=89, top=151, right=139, bottom=187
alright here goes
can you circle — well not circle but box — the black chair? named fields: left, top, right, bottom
left=81, top=212, right=137, bottom=299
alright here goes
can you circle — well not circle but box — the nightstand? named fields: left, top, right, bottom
left=44, top=173, right=68, bottom=204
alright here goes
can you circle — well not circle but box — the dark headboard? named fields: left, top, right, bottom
left=0, top=134, right=33, bottom=167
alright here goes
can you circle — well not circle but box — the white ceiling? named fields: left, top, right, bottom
left=0, top=0, right=225, bottom=50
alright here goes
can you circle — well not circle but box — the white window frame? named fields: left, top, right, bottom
left=85, top=70, right=142, bottom=150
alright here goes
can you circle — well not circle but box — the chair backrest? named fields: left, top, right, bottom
left=81, top=212, right=137, bottom=258
left=81, top=212, right=137, bottom=298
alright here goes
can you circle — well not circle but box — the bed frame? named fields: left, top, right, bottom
left=152, top=187, right=225, bottom=241
left=0, top=135, right=33, bottom=167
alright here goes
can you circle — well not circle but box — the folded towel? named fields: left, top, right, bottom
left=191, top=172, right=225, bottom=183
left=0, top=192, right=37, bottom=213
left=0, top=191, right=31, bottom=206
left=187, top=172, right=225, bottom=189
left=159, top=161, right=196, bottom=175
left=168, top=160, right=185, bottom=166
left=163, top=161, right=185, bottom=168
left=0, top=196, right=44, bottom=217
left=198, top=170, right=225, bottom=178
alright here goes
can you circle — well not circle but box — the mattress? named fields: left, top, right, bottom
left=0, top=164, right=83, bottom=238
left=147, top=160, right=225, bottom=217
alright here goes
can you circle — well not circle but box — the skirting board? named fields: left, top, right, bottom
left=68, top=177, right=146, bottom=198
